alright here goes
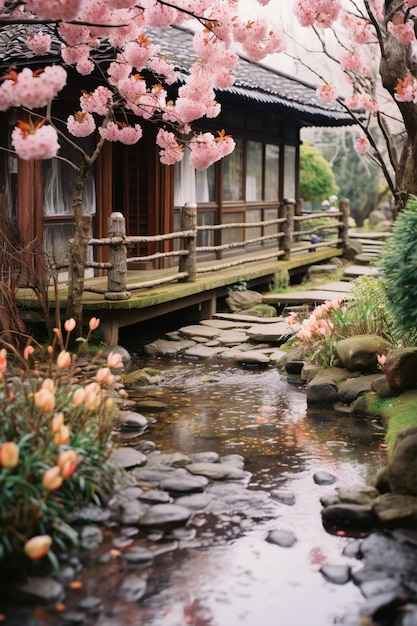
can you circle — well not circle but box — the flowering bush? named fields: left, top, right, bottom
left=287, top=276, right=396, bottom=365
left=0, top=318, right=122, bottom=578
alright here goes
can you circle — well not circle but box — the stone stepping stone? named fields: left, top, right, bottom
left=200, top=319, right=243, bottom=329
left=213, top=312, right=283, bottom=324
left=262, top=290, right=350, bottom=305
left=216, top=330, right=249, bottom=345
left=312, top=281, right=353, bottom=293
left=179, top=324, right=220, bottom=338
left=183, top=345, right=226, bottom=358
left=144, top=338, right=196, bottom=356
left=246, top=321, right=298, bottom=342
left=320, top=564, right=351, bottom=585
left=233, top=350, right=271, bottom=365
left=343, top=265, right=382, bottom=278
left=308, top=263, right=339, bottom=276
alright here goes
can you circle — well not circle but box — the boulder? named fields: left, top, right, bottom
left=335, top=335, right=390, bottom=372
left=385, top=426, right=417, bottom=496
left=383, top=347, right=417, bottom=391
left=226, top=290, right=263, bottom=312
left=338, top=374, right=382, bottom=404
left=306, top=367, right=355, bottom=405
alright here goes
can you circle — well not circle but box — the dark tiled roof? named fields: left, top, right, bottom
left=0, top=23, right=354, bottom=127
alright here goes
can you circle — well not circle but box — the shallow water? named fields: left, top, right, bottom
left=118, top=356, right=387, bottom=626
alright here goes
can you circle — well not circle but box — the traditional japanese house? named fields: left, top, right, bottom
left=0, top=24, right=355, bottom=280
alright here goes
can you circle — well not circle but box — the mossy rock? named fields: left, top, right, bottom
left=123, top=367, right=162, bottom=385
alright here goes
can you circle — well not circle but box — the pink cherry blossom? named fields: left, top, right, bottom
left=294, top=0, right=342, bottom=28
left=99, top=122, right=143, bottom=145
left=188, top=131, right=235, bottom=170
left=67, top=112, right=96, bottom=137
left=80, top=87, right=113, bottom=116
left=156, top=128, right=184, bottom=165
left=354, top=137, right=371, bottom=154
left=12, top=123, right=60, bottom=161
left=345, top=94, right=362, bottom=109
left=394, top=75, right=417, bottom=102
left=388, top=20, right=416, bottom=45
left=25, top=0, right=82, bottom=21
left=26, top=33, right=52, bottom=55
left=340, top=49, right=364, bottom=74
left=316, top=83, right=338, bottom=102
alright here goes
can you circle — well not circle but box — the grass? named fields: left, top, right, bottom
left=369, top=390, right=417, bottom=453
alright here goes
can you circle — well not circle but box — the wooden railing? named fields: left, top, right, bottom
left=82, top=199, right=350, bottom=300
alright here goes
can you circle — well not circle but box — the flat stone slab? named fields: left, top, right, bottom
left=311, top=281, right=353, bottom=293
left=179, top=325, right=220, bottom=339
left=183, top=345, right=226, bottom=358
left=213, top=313, right=283, bottom=324
left=343, top=265, right=382, bottom=278
left=262, top=290, right=350, bottom=305
left=246, top=321, right=297, bottom=342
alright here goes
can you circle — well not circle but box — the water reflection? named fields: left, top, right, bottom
left=120, top=356, right=387, bottom=626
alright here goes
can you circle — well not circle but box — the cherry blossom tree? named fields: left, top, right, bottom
left=0, top=0, right=285, bottom=327
left=291, top=0, right=417, bottom=213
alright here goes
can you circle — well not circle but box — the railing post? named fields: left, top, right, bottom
left=338, top=198, right=350, bottom=251
left=105, top=212, right=131, bottom=301
left=282, top=199, right=295, bottom=259
left=179, top=202, right=197, bottom=282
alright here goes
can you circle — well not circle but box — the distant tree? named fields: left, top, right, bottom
left=300, top=141, right=339, bottom=204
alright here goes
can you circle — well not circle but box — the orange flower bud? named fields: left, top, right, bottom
left=96, top=367, right=115, bottom=386
left=51, top=412, right=64, bottom=433
left=56, top=350, right=72, bottom=369
left=57, top=450, right=78, bottom=479
left=0, top=442, right=19, bottom=468
left=42, top=466, right=63, bottom=491
left=64, top=318, right=76, bottom=332
left=23, top=345, right=34, bottom=360
left=72, top=387, right=86, bottom=407
left=54, top=424, right=70, bottom=446
left=0, top=348, right=7, bottom=374
left=24, top=535, right=52, bottom=560
left=41, top=378, right=55, bottom=393
left=34, top=388, right=56, bottom=413
left=89, top=317, right=100, bottom=331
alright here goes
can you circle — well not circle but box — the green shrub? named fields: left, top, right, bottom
left=380, top=195, right=417, bottom=345
left=0, top=320, right=121, bottom=578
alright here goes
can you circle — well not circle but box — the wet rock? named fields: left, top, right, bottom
left=270, top=489, right=296, bottom=506
left=6, top=577, right=64, bottom=605
left=121, top=545, right=154, bottom=564
left=226, top=290, right=263, bottom=312
left=371, top=374, right=396, bottom=399
left=320, top=494, right=340, bottom=507
left=118, top=411, right=148, bottom=432
left=78, top=596, right=104, bottom=616
left=160, top=474, right=209, bottom=494
left=336, top=487, right=379, bottom=506
left=135, top=440, right=157, bottom=454
left=307, top=368, right=354, bottom=405
left=314, top=470, right=338, bottom=485
left=320, top=564, right=351, bottom=584
left=360, top=577, right=403, bottom=599
left=175, top=493, right=216, bottom=511
left=118, top=575, right=147, bottom=602
left=138, top=503, right=192, bottom=531
left=80, top=525, right=104, bottom=550
left=148, top=451, right=192, bottom=468
left=338, top=374, right=382, bottom=404
left=137, top=488, right=171, bottom=504
left=134, top=399, right=167, bottom=411
left=372, top=493, right=417, bottom=527
left=183, top=345, right=226, bottom=358
left=335, top=335, right=390, bottom=372
left=384, top=347, right=417, bottom=391
left=321, top=503, right=377, bottom=529
left=301, top=362, right=320, bottom=383
left=116, top=499, right=150, bottom=525
left=360, top=532, right=417, bottom=573
left=59, top=610, right=86, bottom=624
left=132, top=464, right=176, bottom=483
left=191, top=451, right=220, bottom=463
left=220, top=454, right=246, bottom=467
left=285, top=360, right=304, bottom=376
left=233, top=350, right=270, bottom=365
left=186, top=462, right=247, bottom=481
left=108, top=447, right=148, bottom=470
left=143, top=339, right=196, bottom=357
left=384, top=426, right=417, bottom=496
left=70, top=504, right=111, bottom=524
left=266, top=529, right=297, bottom=547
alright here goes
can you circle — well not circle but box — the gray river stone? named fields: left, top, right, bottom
left=175, top=493, right=216, bottom=511
left=118, top=574, right=147, bottom=602
left=360, top=532, right=417, bottom=573
left=118, top=411, right=148, bottom=432
left=314, top=470, right=338, bottom=485
left=233, top=350, right=271, bottom=365
left=118, top=499, right=150, bottom=525
left=320, top=564, right=351, bottom=584
left=148, top=451, right=192, bottom=467
left=144, top=338, right=196, bottom=356
left=338, top=374, right=383, bottom=404
left=271, top=489, right=296, bottom=506
left=121, top=545, right=154, bottom=564
left=321, top=503, right=377, bottom=528
left=216, top=330, right=249, bottom=345
left=132, top=464, right=177, bottom=483
left=80, top=525, right=104, bottom=550
left=108, top=447, right=148, bottom=470
left=160, top=474, right=209, bottom=494
left=138, top=503, right=192, bottom=531
left=186, top=462, right=247, bottom=481
left=137, top=488, right=172, bottom=504
left=266, top=529, right=297, bottom=547
left=8, top=577, right=64, bottom=605
left=191, top=451, right=220, bottom=463
left=360, top=577, right=403, bottom=599
left=200, top=319, right=244, bottom=329
left=183, top=345, right=226, bottom=358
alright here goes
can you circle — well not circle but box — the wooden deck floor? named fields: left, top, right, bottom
left=17, top=247, right=344, bottom=344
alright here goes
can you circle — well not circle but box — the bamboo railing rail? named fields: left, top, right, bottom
left=79, top=198, right=350, bottom=300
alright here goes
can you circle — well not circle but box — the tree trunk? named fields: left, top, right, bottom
left=65, top=164, right=90, bottom=332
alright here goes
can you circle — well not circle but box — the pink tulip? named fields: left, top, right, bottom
left=34, top=388, right=56, bottom=413
left=64, top=318, right=76, bottom=332
left=0, top=442, right=19, bottom=468
left=57, top=450, right=78, bottom=479
left=53, top=424, right=70, bottom=446
left=51, top=412, right=64, bottom=433
left=72, top=387, right=86, bottom=407
left=24, top=535, right=52, bottom=560
left=107, top=351, right=123, bottom=369
left=42, top=466, right=63, bottom=491
left=96, top=367, right=115, bottom=386
left=89, top=317, right=100, bottom=331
